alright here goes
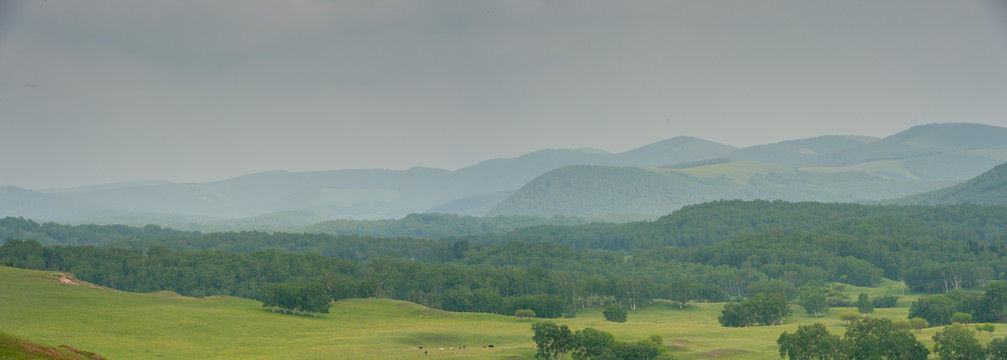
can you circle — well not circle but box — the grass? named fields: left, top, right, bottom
left=0, top=330, right=105, bottom=360
left=1, top=266, right=1003, bottom=359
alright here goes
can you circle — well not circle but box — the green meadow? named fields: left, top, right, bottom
left=0, top=266, right=1000, bottom=359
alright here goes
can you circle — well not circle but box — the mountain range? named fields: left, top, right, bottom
left=2, top=122, right=1006, bottom=224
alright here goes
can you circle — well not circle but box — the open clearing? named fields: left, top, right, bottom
left=0, top=266, right=998, bottom=359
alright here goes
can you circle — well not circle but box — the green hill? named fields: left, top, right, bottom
left=891, top=161, right=1007, bottom=205
left=0, top=331, right=105, bottom=360
left=487, top=162, right=955, bottom=217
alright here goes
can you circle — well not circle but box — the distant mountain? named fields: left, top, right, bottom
left=6, top=122, right=1007, bottom=223
left=607, top=136, right=738, bottom=167
left=793, top=123, right=1007, bottom=179
left=449, top=136, right=736, bottom=197
left=50, top=168, right=458, bottom=220
left=890, top=161, right=1007, bottom=206
left=0, top=186, right=112, bottom=220
left=726, top=135, right=879, bottom=166
left=488, top=161, right=958, bottom=217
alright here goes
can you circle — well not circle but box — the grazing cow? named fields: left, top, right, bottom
left=488, top=345, right=494, bottom=348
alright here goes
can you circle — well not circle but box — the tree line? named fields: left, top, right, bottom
left=778, top=318, right=1007, bottom=360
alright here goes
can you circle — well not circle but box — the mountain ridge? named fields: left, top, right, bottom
left=4, top=122, right=1006, bottom=222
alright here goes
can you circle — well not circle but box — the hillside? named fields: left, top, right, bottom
left=0, top=331, right=105, bottom=360
left=487, top=162, right=956, bottom=217
left=891, top=161, right=1007, bottom=205
left=792, top=123, right=1007, bottom=179
left=726, top=135, right=879, bottom=166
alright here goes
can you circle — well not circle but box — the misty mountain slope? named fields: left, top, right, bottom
left=726, top=135, right=879, bottom=166
left=607, top=136, right=738, bottom=167
left=488, top=161, right=957, bottom=217
left=450, top=137, right=736, bottom=196
left=487, top=165, right=744, bottom=217
left=0, top=186, right=115, bottom=220
left=9, top=122, right=1006, bottom=222
left=52, top=168, right=459, bottom=220
left=794, top=123, right=1007, bottom=177
left=425, top=191, right=515, bottom=216
left=890, top=161, right=1007, bottom=205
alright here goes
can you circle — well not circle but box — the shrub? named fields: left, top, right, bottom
left=603, top=305, right=627, bottom=323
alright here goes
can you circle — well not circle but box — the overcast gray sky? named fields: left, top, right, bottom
left=2, top=0, right=1006, bottom=189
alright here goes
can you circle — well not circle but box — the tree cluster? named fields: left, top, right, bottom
left=718, top=292, right=790, bottom=327
left=778, top=318, right=929, bottom=360
left=259, top=282, right=331, bottom=317
left=909, top=281, right=1007, bottom=326
left=531, top=322, right=666, bottom=360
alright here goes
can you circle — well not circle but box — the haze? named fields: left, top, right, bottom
left=1, top=0, right=1006, bottom=189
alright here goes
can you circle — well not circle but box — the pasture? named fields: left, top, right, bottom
left=0, top=266, right=995, bottom=359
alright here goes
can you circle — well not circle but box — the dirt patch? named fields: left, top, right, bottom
left=12, top=339, right=107, bottom=360
left=54, top=273, right=80, bottom=285
left=50, top=273, right=114, bottom=291
left=700, top=348, right=749, bottom=358
left=58, top=345, right=107, bottom=360
left=149, top=291, right=196, bottom=299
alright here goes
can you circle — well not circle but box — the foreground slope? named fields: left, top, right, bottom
left=0, top=331, right=105, bottom=360
left=0, top=266, right=540, bottom=359
left=1, top=266, right=953, bottom=360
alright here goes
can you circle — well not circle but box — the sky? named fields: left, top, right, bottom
left=1, top=0, right=1006, bottom=189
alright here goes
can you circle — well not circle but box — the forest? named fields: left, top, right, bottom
left=3, top=201, right=1007, bottom=328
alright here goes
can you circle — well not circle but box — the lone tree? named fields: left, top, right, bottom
left=910, top=318, right=930, bottom=333
left=667, top=278, right=694, bottom=309
left=515, top=309, right=536, bottom=321
left=857, top=292, right=874, bottom=315
left=799, top=288, right=828, bottom=317
left=839, top=311, right=861, bottom=326
left=603, top=305, right=627, bottom=323
left=951, top=312, right=973, bottom=324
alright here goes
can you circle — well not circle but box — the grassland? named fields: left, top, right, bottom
left=0, top=266, right=1001, bottom=359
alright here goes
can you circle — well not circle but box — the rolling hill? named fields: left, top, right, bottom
left=791, top=123, right=1007, bottom=179
left=725, top=135, right=879, bottom=166
left=890, top=161, right=1007, bottom=206
left=487, top=161, right=958, bottom=217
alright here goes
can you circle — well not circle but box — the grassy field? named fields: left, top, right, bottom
left=0, top=266, right=999, bottom=359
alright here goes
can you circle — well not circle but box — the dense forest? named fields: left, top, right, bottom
left=3, top=201, right=1007, bottom=324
